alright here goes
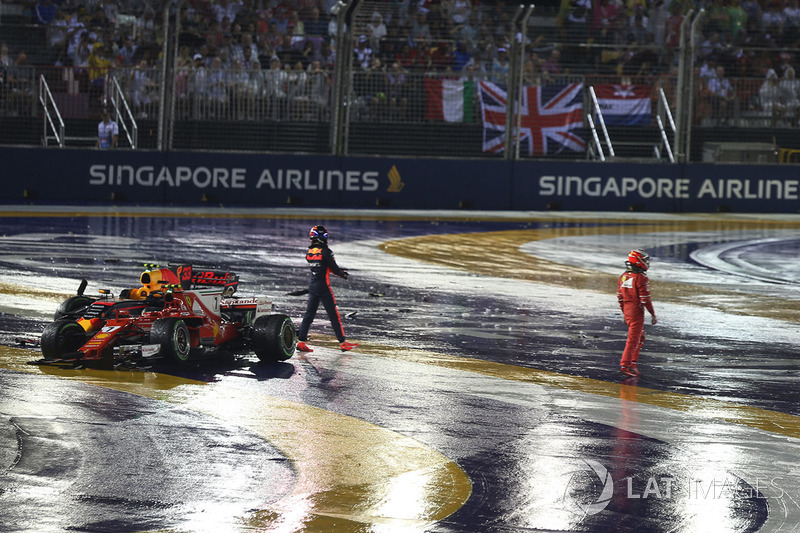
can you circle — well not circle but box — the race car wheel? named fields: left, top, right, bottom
left=53, top=295, right=93, bottom=320
left=40, top=320, right=87, bottom=358
left=252, top=314, right=297, bottom=362
left=151, top=318, right=192, bottom=363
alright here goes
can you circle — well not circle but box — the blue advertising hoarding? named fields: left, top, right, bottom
left=4, top=147, right=800, bottom=213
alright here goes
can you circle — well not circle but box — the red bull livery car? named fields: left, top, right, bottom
left=36, top=264, right=297, bottom=368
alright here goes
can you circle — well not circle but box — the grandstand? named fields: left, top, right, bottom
left=1, top=0, right=799, bottom=162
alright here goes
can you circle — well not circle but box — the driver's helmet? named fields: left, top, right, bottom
left=309, top=225, right=328, bottom=244
left=626, top=249, right=650, bottom=272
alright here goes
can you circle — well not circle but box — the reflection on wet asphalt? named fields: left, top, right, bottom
left=1, top=207, right=799, bottom=532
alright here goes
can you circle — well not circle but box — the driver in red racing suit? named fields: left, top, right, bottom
left=618, top=249, right=657, bottom=377
left=297, top=225, right=358, bottom=353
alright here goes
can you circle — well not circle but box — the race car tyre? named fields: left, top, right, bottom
left=252, top=314, right=297, bottom=362
left=151, top=318, right=192, bottom=363
left=53, top=295, right=93, bottom=320
left=40, top=320, right=87, bottom=358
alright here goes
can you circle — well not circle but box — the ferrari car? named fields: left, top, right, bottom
left=36, top=264, right=297, bottom=368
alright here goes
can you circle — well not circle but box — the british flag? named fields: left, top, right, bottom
left=479, top=81, right=585, bottom=156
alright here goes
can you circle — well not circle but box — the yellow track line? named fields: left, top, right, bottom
left=0, top=346, right=471, bottom=531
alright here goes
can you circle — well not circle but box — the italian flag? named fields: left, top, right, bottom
left=424, top=78, right=475, bottom=122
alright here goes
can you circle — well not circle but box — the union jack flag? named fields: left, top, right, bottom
left=479, top=81, right=585, bottom=156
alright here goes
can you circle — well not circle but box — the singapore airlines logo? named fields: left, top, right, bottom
left=387, top=165, right=405, bottom=192
left=563, top=459, right=614, bottom=516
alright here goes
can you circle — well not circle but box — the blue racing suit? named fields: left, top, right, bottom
left=298, top=240, right=349, bottom=343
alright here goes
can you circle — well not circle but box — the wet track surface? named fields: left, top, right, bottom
left=1, top=206, right=799, bottom=532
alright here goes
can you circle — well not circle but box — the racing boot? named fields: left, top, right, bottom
left=296, top=341, right=313, bottom=352
left=620, top=366, right=637, bottom=377
left=340, top=341, right=358, bottom=351
left=629, top=364, right=641, bottom=376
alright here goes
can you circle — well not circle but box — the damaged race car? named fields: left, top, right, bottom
left=34, top=264, right=297, bottom=368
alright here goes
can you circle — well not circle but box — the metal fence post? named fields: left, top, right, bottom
left=674, top=11, right=691, bottom=162
left=330, top=0, right=355, bottom=156
left=514, top=4, right=535, bottom=161
left=684, top=10, right=705, bottom=164
left=157, top=1, right=179, bottom=151
left=504, top=5, right=525, bottom=159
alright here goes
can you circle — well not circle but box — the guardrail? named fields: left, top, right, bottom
left=39, top=74, right=64, bottom=147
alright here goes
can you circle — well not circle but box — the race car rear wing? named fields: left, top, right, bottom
left=191, top=269, right=239, bottom=294
left=164, top=264, right=239, bottom=295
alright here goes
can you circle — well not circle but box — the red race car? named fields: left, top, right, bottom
left=36, top=264, right=297, bottom=368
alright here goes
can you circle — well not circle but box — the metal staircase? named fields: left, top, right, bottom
left=39, top=73, right=137, bottom=148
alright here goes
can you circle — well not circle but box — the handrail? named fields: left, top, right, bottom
left=657, top=87, right=675, bottom=163
left=655, top=115, right=674, bottom=163
left=38, top=74, right=65, bottom=147
left=585, top=113, right=605, bottom=162
left=659, top=87, right=677, bottom=133
left=588, top=85, right=615, bottom=159
left=109, top=75, right=138, bottom=149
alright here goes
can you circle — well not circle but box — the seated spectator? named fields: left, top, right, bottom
left=627, top=5, right=649, bottom=44
left=785, top=0, right=800, bottom=45
left=6, top=51, right=35, bottom=116
left=319, top=40, right=336, bottom=71
left=287, top=59, right=309, bottom=119
left=242, top=45, right=257, bottom=69
left=379, top=24, right=404, bottom=63
left=590, top=0, right=621, bottom=40
left=354, top=35, right=373, bottom=69
left=304, top=7, right=328, bottom=38
left=263, top=55, right=288, bottom=119
left=705, top=0, right=731, bottom=39
left=88, top=43, right=114, bottom=111
left=366, top=12, right=387, bottom=52
left=490, top=46, right=510, bottom=85
left=429, top=41, right=454, bottom=71
left=117, top=35, right=137, bottom=67
left=452, top=41, right=472, bottom=72
left=130, top=58, right=159, bottom=118
left=705, top=65, right=736, bottom=124
left=762, top=2, right=785, bottom=43
left=0, top=43, right=12, bottom=68
left=727, top=0, right=747, bottom=44
left=288, top=10, right=305, bottom=39
left=449, top=0, right=473, bottom=26
left=206, top=56, right=229, bottom=117
left=137, top=5, right=157, bottom=44
left=541, top=48, right=562, bottom=76
left=758, top=68, right=791, bottom=125
left=276, top=33, right=302, bottom=66
left=72, top=30, right=93, bottom=70
left=697, top=32, right=723, bottom=63
left=385, top=60, right=408, bottom=120
left=781, top=66, right=800, bottom=124
left=564, top=0, right=591, bottom=43
left=410, top=11, right=432, bottom=43
left=306, top=60, right=330, bottom=118
left=264, top=21, right=283, bottom=51
left=742, top=0, right=763, bottom=34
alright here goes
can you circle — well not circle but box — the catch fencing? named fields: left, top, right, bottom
left=2, top=0, right=800, bottom=163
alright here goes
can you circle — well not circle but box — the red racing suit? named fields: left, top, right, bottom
left=617, top=268, right=656, bottom=367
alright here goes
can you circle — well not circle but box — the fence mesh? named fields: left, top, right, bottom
left=2, top=0, right=800, bottom=162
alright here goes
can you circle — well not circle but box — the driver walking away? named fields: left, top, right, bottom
left=618, top=249, right=657, bottom=377
left=297, top=225, right=358, bottom=352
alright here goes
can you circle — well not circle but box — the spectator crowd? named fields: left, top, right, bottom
left=2, top=0, right=800, bottom=125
